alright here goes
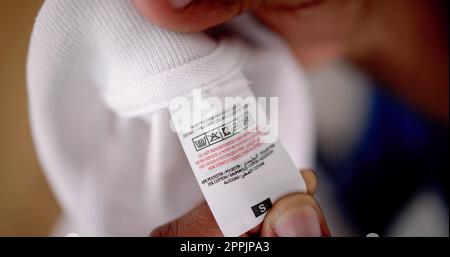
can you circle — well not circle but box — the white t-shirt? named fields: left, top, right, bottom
left=27, top=0, right=314, bottom=236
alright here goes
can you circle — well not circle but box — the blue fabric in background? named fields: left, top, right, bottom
left=319, top=85, right=448, bottom=235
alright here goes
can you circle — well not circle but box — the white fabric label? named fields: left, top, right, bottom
left=169, top=75, right=306, bottom=236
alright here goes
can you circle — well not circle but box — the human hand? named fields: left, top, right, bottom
left=150, top=169, right=330, bottom=237
left=132, top=0, right=365, bottom=68
left=132, top=0, right=448, bottom=122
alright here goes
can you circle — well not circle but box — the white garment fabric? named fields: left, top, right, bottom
left=27, top=0, right=314, bottom=236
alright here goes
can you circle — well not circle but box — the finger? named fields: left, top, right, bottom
left=132, top=0, right=264, bottom=32
left=260, top=193, right=330, bottom=237
left=132, top=0, right=318, bottom=33
left=150, top=202, right=223, bottom=236
left=300, top=168, right=317, bottom=195
left=237, top=168, right=319, bottom=236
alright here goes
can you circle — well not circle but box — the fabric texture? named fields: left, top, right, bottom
left=27, top=0, right=314, bottom=236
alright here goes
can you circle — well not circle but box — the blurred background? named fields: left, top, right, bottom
left=0, top=0, right=448, bottom=236
left=0, top=0, right=60, bottom=236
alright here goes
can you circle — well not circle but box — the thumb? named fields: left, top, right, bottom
left=260, top=169, right=330, bottom=237
left=261, top=193, right=330, bottom=237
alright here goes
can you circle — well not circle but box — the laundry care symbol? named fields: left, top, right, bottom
left=193, top=134, right=209, bottom=151
left=220, top=125, right=233, bottom=138
left=192, top=117, right=245, bottom=151
left=206, top=129, right=222, bottom=144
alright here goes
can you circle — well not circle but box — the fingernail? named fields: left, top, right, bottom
left=170, top=0, right=192, bottom=9
left=274, top=205, right=322, bottom=237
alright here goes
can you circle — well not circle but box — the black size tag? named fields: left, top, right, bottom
left=251, top=198, right=272, bottom=217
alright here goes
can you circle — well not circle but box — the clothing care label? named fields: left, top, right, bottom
left=169, top=75, right=307, bottom=236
